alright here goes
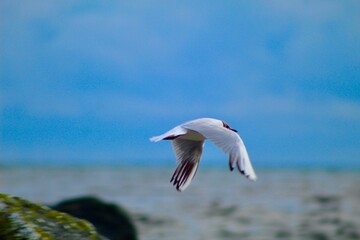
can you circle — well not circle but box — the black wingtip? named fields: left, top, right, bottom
left=236, top=160, right=246, bottom=175
left=229, top=162, right=234, bottom=171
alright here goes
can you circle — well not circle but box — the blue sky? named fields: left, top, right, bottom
left=1, top=1, right=360, bottom=168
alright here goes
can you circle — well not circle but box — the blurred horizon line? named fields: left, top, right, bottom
left=1, top=158, right=359, bottom=171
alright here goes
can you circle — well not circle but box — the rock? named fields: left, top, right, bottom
left=51, top=196, right=137, bottom=240
left=0, top=193, right=107, bottom=240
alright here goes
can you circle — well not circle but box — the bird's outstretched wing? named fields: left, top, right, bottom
left=170, top=138, right=204, bottom=192
left=150, top=126, right=187, bottom=142
left=184, top=123, right=257, bottom=181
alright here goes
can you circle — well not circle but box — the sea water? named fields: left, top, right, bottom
left=1, top=166, right=359, bottom=240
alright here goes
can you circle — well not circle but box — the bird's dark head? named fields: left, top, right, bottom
left=222, top=121, right=238, bottom=132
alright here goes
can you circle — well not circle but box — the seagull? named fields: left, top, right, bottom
left=150, top=118, right=257, bottom=192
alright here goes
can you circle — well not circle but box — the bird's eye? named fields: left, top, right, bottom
left=222, top=120, right=237, bottom=132
left=222, top=121, right=230, bottom=129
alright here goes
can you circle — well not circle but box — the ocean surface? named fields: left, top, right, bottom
left=1, top=166, right=360, bottom=240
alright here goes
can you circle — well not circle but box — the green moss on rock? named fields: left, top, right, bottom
left=0, top=193, right=107, bottom=240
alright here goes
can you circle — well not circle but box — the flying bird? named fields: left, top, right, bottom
left=150, top=118, right=257, bottom=192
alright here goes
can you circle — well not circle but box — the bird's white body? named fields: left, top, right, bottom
left=150, top=118, right=257, bottom=192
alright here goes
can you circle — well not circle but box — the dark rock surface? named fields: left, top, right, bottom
left=51, top=196, right=137, bottom=240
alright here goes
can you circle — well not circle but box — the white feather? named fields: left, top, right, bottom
left=149, top=126, right=187, bottom=142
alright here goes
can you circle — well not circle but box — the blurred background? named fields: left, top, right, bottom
left=1, top=1, right=360, bottom=240
left=1, top=0, right=359, bottom=168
